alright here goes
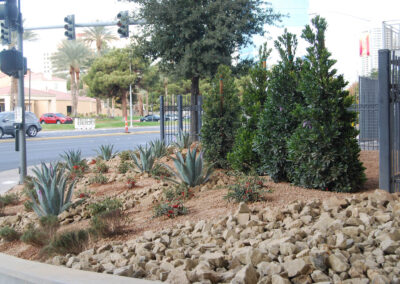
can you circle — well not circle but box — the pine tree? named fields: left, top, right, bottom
left=228, top=44, right=271, bottom=173
left=287, top=16, right=365, bottom=192
left=201, top=65, right=240, bottom=169
left=254, top=30, right=303, bottom=181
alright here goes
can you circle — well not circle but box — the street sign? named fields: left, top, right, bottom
left=14, top=106, right=22, bottom=123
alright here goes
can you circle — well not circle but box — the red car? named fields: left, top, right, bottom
left=40, top=113, right=73, bottom=124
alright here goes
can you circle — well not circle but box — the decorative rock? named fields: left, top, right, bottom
left=113, top=265, right=133, bottom=276
left=310, top=250, right=329, bottom=271
left=199, top=252, right=226, bottom=268
left=271, top=275, right=291, bottom=284
left=231, top=264, right=259, bottom=284
left=166, top=268, right=190, bottom=284
left=283, top=258, right=311, bottom=278
left=257, top=261, right=282, bottom=277
left=310, top=270, right=330, bottom=282
left=328, top=254, right=349, bottom=273
left=232, top=247, right=265, bottom=266
left=380, top=239, right=398, bottom=254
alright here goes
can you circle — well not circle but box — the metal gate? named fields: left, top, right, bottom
left=379, top=49, right=400, bottom=192
left=159, top=95, right=202, bottom=145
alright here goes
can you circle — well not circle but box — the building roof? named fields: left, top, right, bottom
left=0, top=86, right=96, bottom=102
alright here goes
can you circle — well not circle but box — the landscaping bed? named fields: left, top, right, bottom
left=1, top=149, right=398, bottom=283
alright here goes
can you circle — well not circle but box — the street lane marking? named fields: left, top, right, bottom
left=0, top=130, right=160, bottom=143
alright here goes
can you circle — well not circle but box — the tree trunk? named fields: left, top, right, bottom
left=112, top=97, right=115, bottom=117
left=70, top=67, right=78, bottom=117
left=96, top=98, right=102, bottom=115
left=138, top=93, right=143, bottom=116
left=10, top=77, right=18, bottom=110
left=122, top=91, right=128, bottom=118
left=106, top=98, right=111, bottom=117
left=190, top=76, right=200, bottom=141
left=146, top=90, right=149, bottom=115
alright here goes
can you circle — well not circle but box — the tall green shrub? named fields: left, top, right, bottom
left=287, top=16, right=365, bottom=192
left=201, top=65, right=240, bottom=169
left=254, top=30, right=303, bottom=181
left=228, top=44, right=271, bottom=173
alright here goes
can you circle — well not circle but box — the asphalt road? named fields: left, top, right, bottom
left=0, top=127, right=160, bottom=172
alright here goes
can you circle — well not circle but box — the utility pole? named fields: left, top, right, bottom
left=16, top=0, right=26, bottom=183
left=129, top=49, right=133, bottom=128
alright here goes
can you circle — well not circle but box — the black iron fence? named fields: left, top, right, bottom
left=379, top=49, right=400, bottom=193
left=160, top=95, right=202, bottom=145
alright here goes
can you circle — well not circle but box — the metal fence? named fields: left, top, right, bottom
left=160, top=95, right=202, bottom=145
left=379, top=49, right=400, bottom=193
left=350, top=77, right=379, bottom=150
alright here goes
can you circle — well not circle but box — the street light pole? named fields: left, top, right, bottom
left=129, top=50, right=133, bottom=128
left=17, top=0, right=27, bottom=183
left=28, top=69, right=31, bottom=112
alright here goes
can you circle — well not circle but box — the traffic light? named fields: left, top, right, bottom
left=64, top=14, right=75, bottom=40
left=1, top=22, right=10, bottom=45
left=117, top=11, right=129, bottom=38
left=0, top=0, right=18, bottom=29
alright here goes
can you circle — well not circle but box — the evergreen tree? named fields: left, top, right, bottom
left=287, top=16, right=365, bottom=192
left=201, top=65, right=240, bottom=169
left=228, top=44, right=271, bottom=173
left=254, top=30, right=303, bottom=181
left=131, top=0, right=281, bottom=139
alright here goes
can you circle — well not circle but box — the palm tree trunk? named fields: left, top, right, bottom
left=138, top=93, right=143, bottom=116
left=70, top=66, right=78, bottom=117
left=112, top=97, right=115, bottom=117
left=122, top=91, right=128, bottom=118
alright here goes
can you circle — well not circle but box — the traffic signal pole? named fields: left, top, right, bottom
left=17, top=0, right=26, bottom=183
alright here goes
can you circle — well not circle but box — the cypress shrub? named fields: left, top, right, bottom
left=201, top=65, right=240, bottom=169
left=254, top=30, right=303, bottom=181
left=228, top=44, right=271, bottom=172
left=287, top=16, right=365, bottom=192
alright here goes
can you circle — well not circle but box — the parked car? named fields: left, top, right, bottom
left=140, top=114, right=160, bottom=122
left=0, top=111, right=42, bottom=138
left=165, top=114, right=178, bottom=121
left=40, top=113, right=73, bottom=124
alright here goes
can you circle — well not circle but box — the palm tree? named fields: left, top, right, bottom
left=82, top=26, right=117, bottom=115
left=8, top=28, right=38, bottom=110
left=51, top=40, right=92, bottom=117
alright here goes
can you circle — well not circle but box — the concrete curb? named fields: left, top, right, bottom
left=0, top=253, right=160, bottom=284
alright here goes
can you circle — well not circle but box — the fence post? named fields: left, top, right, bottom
left=197, top=95, right=203, bottom=139
left=160, top=95, right=165, bottom=143
left=379, top=49, right=391, bottom=192
left=177, top=95, right=183, bottom=135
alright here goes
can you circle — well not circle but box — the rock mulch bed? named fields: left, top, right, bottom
left=48, top=189, right=400, bottom=283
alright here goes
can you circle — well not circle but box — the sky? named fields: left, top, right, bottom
left=15, top=0, right=400, bottom=84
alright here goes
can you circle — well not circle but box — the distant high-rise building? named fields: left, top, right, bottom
left=43, top=52, right=53, bottom=77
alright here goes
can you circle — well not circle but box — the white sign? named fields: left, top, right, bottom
left=14, top=107, right=22, bottom=123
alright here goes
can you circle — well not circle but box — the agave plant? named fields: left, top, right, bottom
left=96, top=144, right=118, bottom=161
left=27, top=162, right=75, bottom=217
left=173, top=132, right=191, bottom=149
left=149, top=139, right=167, bottom=158
left=130, top=145, right=156, bottom=173
left=164, top=146, right=214, bottom=187
left=59, top=149, right=85, bottom=171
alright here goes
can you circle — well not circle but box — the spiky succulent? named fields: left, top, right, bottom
left=172, top=132, right=191, bottom=149
left=59, top=149, right=85, bottom=171
left=27, top=162, right=75, bottom=217
left=95, top=144, right=118, bottom=161
left=149, top=139, right=167, bottom=158
left=164, top=147, right=214, bottom=187
left=130, top=145, right=156, bottom=173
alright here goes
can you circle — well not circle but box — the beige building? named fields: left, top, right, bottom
left=0, top=72, right=122, bottom=117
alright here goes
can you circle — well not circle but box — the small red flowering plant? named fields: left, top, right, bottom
left=126, top=176, right=136, bottom=189
left=153, top=201, right=188, bottom=219
left=224, top=175, right=270, bottom=203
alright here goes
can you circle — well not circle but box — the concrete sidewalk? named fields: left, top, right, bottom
left=0, top=166, right=35, bottom=195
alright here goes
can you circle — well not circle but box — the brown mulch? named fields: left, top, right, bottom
left=0, top=150, right=380, bottom=260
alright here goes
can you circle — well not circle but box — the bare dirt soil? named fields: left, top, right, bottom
left=0, top=150, right=380, bottom=261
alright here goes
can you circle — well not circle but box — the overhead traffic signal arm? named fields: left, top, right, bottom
left=64, top=14, right=75, bottom=40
